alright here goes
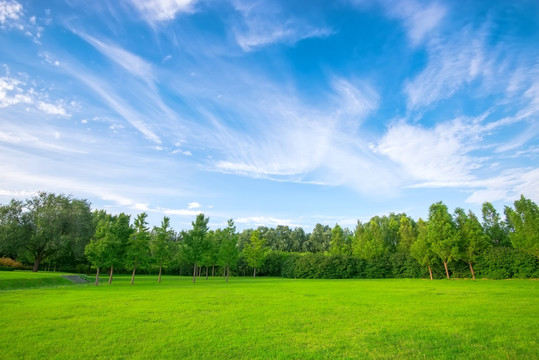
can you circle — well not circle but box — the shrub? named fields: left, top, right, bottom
left=261, top=251, right=290, bottom=276
left=475, top=247, right=539, bottom=279
left=281, top=254, right=299, bottom=278
left=0, top=257, right=23, bottom=269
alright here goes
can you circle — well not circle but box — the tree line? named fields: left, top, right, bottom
left=1, top=192, right=538, bottom=282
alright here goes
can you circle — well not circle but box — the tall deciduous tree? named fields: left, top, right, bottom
left=459, top=210, right=490, bottom=279
left=428, top=202, right=460, bottom=279
left=410, top=219, right=436, bottom=280
left=125, top=213, right=151, bottom=285
left=85, top=217, right=111, bottom=286
left=243, top=230, right=267, bottom=278
left=218, top=219, right=239, bottom=282
left=505, top=195, right=539, bottom=258
left=16, top=192, right=93, bottom=272
left=397, top=216, right=416, bottom=255
left=151, top=216, right=175, bottom=283
left=105, top=213, right=132, bottom=284
left=0, top=200, right=27, bottom=259
left=353, top=218, right=386, bottom=260
left=183, top=213, right=210, bottom=283
left=307, top=224, right=331, bottom=253
left=329, top=224, right=346, bottom=255
left=481, top=202, right=509, bottom=246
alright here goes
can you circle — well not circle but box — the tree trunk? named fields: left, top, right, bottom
left=158, top=265, right=162, bottom=283
left=226, top=266, right=229, bottom=283
left=47, top=264, right=50, bottom=272
left=428, top=265, right=433, bottom=280
left=193, top=263, right=197, bottom=283
left=53, top=264, right=56, bottom=272
left=469, top=261, right=476, bottom=280
left=131, top=264, right=137, bottom=285
left=253, top=267, right=256, bottom=278
left=443, top=261, right=450, bottom=279
left=95, top=267, right=100, bottom=286
left=205, top=266, right=208, bottom=280
left=32, top=255, right=42, bottom=272
left=198, top=265, right=201, bottom=277
left=212, top=265, right=215, bottom=277
left=108, top=265, right=114, bottom=284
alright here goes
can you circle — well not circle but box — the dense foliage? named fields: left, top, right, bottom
left=1, top=192, right=538, bottom=280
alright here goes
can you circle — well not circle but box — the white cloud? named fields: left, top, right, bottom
left=37, top=101, right=69, bottom=117
left=464, top=168, right=539, bottom=205
left=377, top=118, right=480, bottom=184
left=235, top=216, right=299, bottom=227
left=39, top=51, right=61, bottom=67
left=383, top=0, right=446, bottom=46
left=128, top=0, right=196, bottom=23
left=0, top=74, right=70, bottom=116
left=158, top=208, right=201, bottom=217
left=76, top=32, right=155, bottom=86
left=187, top=202, right=201, bottom=209
left=65, top=68, right=162, bottom=143
left=404, top=27, right=489, bottom=109
left=0, top=76, right=32, bottom=107
left=232, top=0, right=333, bottom=52
left=0, top=1, right=22, bottom=25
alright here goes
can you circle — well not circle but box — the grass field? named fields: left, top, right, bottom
left=1, top=272, right=538, bottom=359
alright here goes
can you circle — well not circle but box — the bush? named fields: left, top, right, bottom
left=261, top=251, right=290, bottom=276
left=390, top=253, right=424, bottom=278
left=475, top=247, right=539, bottom=279
left=281, top=254, right=299, bottom=278
left=0, top=257, right=23, bottom=269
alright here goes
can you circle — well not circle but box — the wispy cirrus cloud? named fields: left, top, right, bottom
left=376, top=117, right=481, bottom=184
left=66, top=68, right=162, bottom=143
left=382, top=0, right=446, bottom=47
left=231, top=0, right=333, bottom=52
left=404, top=26, right=490, bottom=109
left=75, top=32, right=155, bottom=86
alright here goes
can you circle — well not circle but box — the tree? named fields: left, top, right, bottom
left=13, top=192, right=93, bottom=272
left=459, top=210, right=490, bottom=279
left=306, top=224, right=331, bottom=253
left=397, top=216, right=416, bottom=255
left=0, top=200, right=27, bottom=259
left=85, top=217, right=111, bottom=286
left=290, top=227, right=307, bottom=252
left=353, top=218, right=386, bottom=260
left=106, top=213, right=132, bottom=284
left=151, top=216, right=175, bottom=283
left=428, top=202, right=459, bottom=279
left=481, top=202, right=509, bottom=246
left=243, top=230, right=268, bottom=278
left=505, top=195, right=539, bottom=258
left=218, top=219, right=239, bottom=282
left=329, top=224, right=346, bottom=255
left=125, top=213, right=151, bottom=285
left=410, top=219, right=436, bottom=280
left=182, top=213, right=210, bottom=283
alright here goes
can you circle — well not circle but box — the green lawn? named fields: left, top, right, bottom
left=1, top=272, right=538, bottom=359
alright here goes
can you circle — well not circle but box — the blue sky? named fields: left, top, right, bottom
left=1, top=0, right=538, bottom=231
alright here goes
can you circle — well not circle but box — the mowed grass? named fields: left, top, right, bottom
left=0, top=271, right=77, bottom=290
left=1, top=272, right=538, bottom=359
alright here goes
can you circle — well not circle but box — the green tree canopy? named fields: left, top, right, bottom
left=125, top=213, right=151, bottom=285
left=182, top=213, right=210, bottom=283
left=505, top=195, right=539, bottom=258
left=428, top=202, right=460, bottom=279
left=218, top=219, right=239, bottom=282
left=243, top=230, right=268, bottom=278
